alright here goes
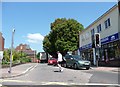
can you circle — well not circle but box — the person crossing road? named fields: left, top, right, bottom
left=57, top=51, right=63, bottom=72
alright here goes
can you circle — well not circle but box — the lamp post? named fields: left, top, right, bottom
left=20, top=46, right=23, bottom=58
left=34, top=50, right=36, bottom=62
left=8, top=28, right=15, bottom=73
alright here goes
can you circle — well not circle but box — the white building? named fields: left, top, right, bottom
left=79, top=4, right=120, bottom=66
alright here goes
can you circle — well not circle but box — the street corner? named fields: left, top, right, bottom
left=111, top=68, right=120, bottom=72
left=1, top=71, right=22, bottom=79
left=1, top=63, right=38, bottom=79
left=90, top=66, right=119, bottom=72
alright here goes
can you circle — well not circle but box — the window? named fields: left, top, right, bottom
left=97, top=24, right=101, bottom=33
left=104, top=18, right=111, bottom=29
left=86, top=32, right=89, bottom=40
left=81, top=35, right=85, bottom=41
left=91, top=28, right=95, bottom=36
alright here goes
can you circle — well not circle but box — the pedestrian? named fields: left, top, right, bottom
left=57, top=51, right=63, bottom=72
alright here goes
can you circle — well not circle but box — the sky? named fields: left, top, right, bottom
left=2, top=2, right=117, bottom=52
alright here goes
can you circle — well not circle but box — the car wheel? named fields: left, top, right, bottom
left=86, top=67, right=90, bottom=70
left=64, top=63, right=68, bottom=68
left=74, top=63, right=78, bottom=69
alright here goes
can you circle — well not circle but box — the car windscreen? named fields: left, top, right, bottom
left=71, top=55, right=81, bottom=60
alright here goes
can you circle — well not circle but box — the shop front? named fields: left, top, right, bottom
left=79, top=33, right=120, bottom=66
left=79, top=43, right=95, bottom=65
left=99, top=33, right=120, bottom=66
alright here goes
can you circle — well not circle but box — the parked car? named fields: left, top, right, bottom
left=48, top=58, right=57, bottom=66
left=64, top=54, right=91, bottom=70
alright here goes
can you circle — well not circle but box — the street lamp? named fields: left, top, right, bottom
left=8, top=28, right=15, bottom=73
left=20, top=46, right=23, bottom=58
left=34, top=50, right=36, bottom=62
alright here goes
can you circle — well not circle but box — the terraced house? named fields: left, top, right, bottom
left=79, top=3, right=120, bottom=66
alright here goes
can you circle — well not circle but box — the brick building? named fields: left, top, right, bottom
left=0, top=32, right=5, bottom=51
left=15, top=44, right=36, bottom=62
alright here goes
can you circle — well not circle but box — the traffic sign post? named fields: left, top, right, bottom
left=95, top=33, right=101, bottom=66
left=95, top=33, right=101, bottom=48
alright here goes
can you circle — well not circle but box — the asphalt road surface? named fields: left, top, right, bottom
left=1, top=63, right=120, bottom=86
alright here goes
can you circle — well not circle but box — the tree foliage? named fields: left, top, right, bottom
left=43, top=18, right=84, bottom=56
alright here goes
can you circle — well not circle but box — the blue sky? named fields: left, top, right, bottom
left=2, top=2, right=117, bottom=52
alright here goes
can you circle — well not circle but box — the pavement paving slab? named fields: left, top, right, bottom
left=0, top=63, right=38, bottom=79
left=91, top=67, right=119, bottom=72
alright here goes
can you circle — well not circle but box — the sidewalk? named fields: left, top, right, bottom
left=0, top=63, right=38, bottom=79
left=90, top=66, right=119, bottom=72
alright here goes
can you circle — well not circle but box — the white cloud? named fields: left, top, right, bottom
left=26, top=33, right=44, bottom=44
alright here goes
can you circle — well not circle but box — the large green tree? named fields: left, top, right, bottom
left=43, top=18, right=84, bottom=57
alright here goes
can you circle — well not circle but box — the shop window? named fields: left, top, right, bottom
left=115, top=41, right=120, bottom=59
left=108, top=47, right=115, bottom=60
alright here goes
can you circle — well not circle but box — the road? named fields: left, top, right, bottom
left=1, top=63, right=120, bottom=86
left=82, top=69, right=119, bottom=84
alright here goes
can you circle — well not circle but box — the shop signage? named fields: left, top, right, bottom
left=79, top=33, right=119, bottom=51
left=79, top=43, right=92, bottom=51
left=101, top=33, right=119, bottom=44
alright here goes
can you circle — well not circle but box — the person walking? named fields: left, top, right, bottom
left=57, top=51, right=63, bottom=72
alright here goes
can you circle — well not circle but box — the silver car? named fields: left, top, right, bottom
left=64, top=54, right=91, bottom=70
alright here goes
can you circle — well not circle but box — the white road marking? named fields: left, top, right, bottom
left=0, top=79, right=33, bottom=83
left=85, top=83, right=120, bottom=86
left=1, top=79, right=119, bottom=86
left=22, top=63, right=38, bottom=74
left=29, top=63, right=38, bottom=71
left=40, top=82, right=120, bottom=86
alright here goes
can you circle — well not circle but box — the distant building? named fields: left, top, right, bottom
left=15, top=44, right=31, bottom=51
left=0, top=32, right=5, bottom=51
left=15, top=44, right=36, bottom=62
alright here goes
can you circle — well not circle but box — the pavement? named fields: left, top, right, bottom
left=0, top=63, right=38, bottom=79
left=90, top=66, right=119, bottom=72
left=0, top=63, right=119, bottom=79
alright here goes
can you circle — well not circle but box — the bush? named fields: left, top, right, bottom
left=20, top=57, right=31, bottom=64
left=13, top=60, right=21, bottom=64
left=2, top=60, right=9, bottom=65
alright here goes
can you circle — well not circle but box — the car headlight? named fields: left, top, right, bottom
left=78, top=61, right=84, bottom=64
